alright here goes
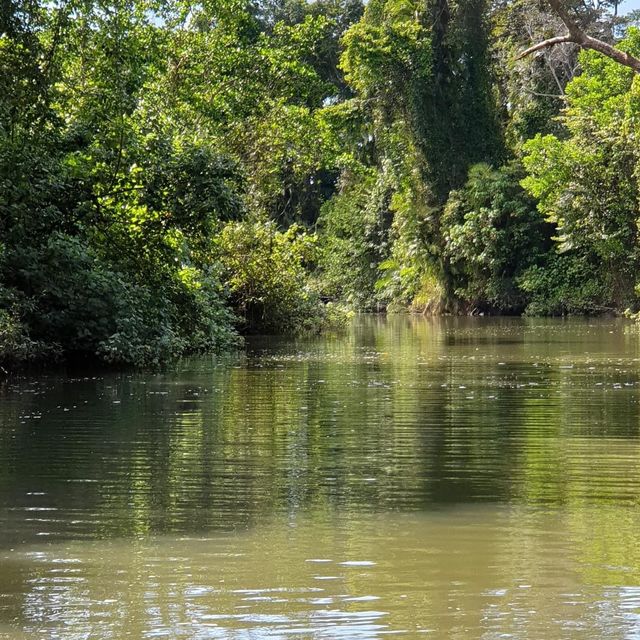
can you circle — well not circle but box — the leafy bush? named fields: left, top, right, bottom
left=518, top=253, right=614, bottom=316
left=442, top=163, right=552, bottom=313
left=317, top=163, right=393, bottom=309
left=217, top=217, right=335, bottom=333
left=0, top=307, right=42, bottom=365
left=97, top=272, right=240, bottom=367
left=521, top=31, right=640, bottom=311
left=1, top=231, right=240, bottom=367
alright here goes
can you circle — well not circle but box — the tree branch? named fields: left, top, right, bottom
left=517, top=0, right=640, bottom=73
left=517, top=35, right=573, bottom=59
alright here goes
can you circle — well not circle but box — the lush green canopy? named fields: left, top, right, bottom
left=1, top=0, right=639, bottom=366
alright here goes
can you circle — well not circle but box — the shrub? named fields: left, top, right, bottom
left=217, top=217, right=333, bottom=334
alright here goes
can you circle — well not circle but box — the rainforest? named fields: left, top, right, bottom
left=2, top=0, right=640, bottom=366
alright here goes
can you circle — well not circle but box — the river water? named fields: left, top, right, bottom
left=2, top=316, right=640, bottom=639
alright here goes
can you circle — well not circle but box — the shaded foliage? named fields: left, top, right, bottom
left=442, top=163, right=552, bottom=313
left=2, top=0, right=640, bottom=368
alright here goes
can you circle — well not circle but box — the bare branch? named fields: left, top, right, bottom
left=579, top=34, right=640, bottom=72
left=518, top=0, right=640, bottom=74
left=524, top=89, right=568, bottom=100
left=516, top=35, right=573, bottom=60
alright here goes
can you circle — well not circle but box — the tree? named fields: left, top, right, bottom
left=521, top=29, right=640, bottom=311
left=519, top=0, right=640, bottom=72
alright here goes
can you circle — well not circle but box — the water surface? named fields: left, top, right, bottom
left=2, top=316, right=640, bottom=638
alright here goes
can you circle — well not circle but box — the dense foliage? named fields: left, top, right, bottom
left=0, top=0, right=353, bottom=366
left=2, top=0, right=640, bottom=366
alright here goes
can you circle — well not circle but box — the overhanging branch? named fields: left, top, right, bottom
left=516, top=35, right=574, bottom=59
left=517, top=0, right=640, bottom=73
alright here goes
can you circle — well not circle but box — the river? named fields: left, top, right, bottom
left=1, top=316, right=640, bottom=639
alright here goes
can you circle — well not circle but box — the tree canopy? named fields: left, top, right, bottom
left=2, top=0, right=640, bottom=366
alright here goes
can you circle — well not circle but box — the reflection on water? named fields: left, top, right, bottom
left=1, top=316, right=640, bottom=638
left=4, top=508, right=640, bottom=639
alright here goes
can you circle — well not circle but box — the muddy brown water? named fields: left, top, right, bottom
left=2, top=316, right=640, bottom=639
